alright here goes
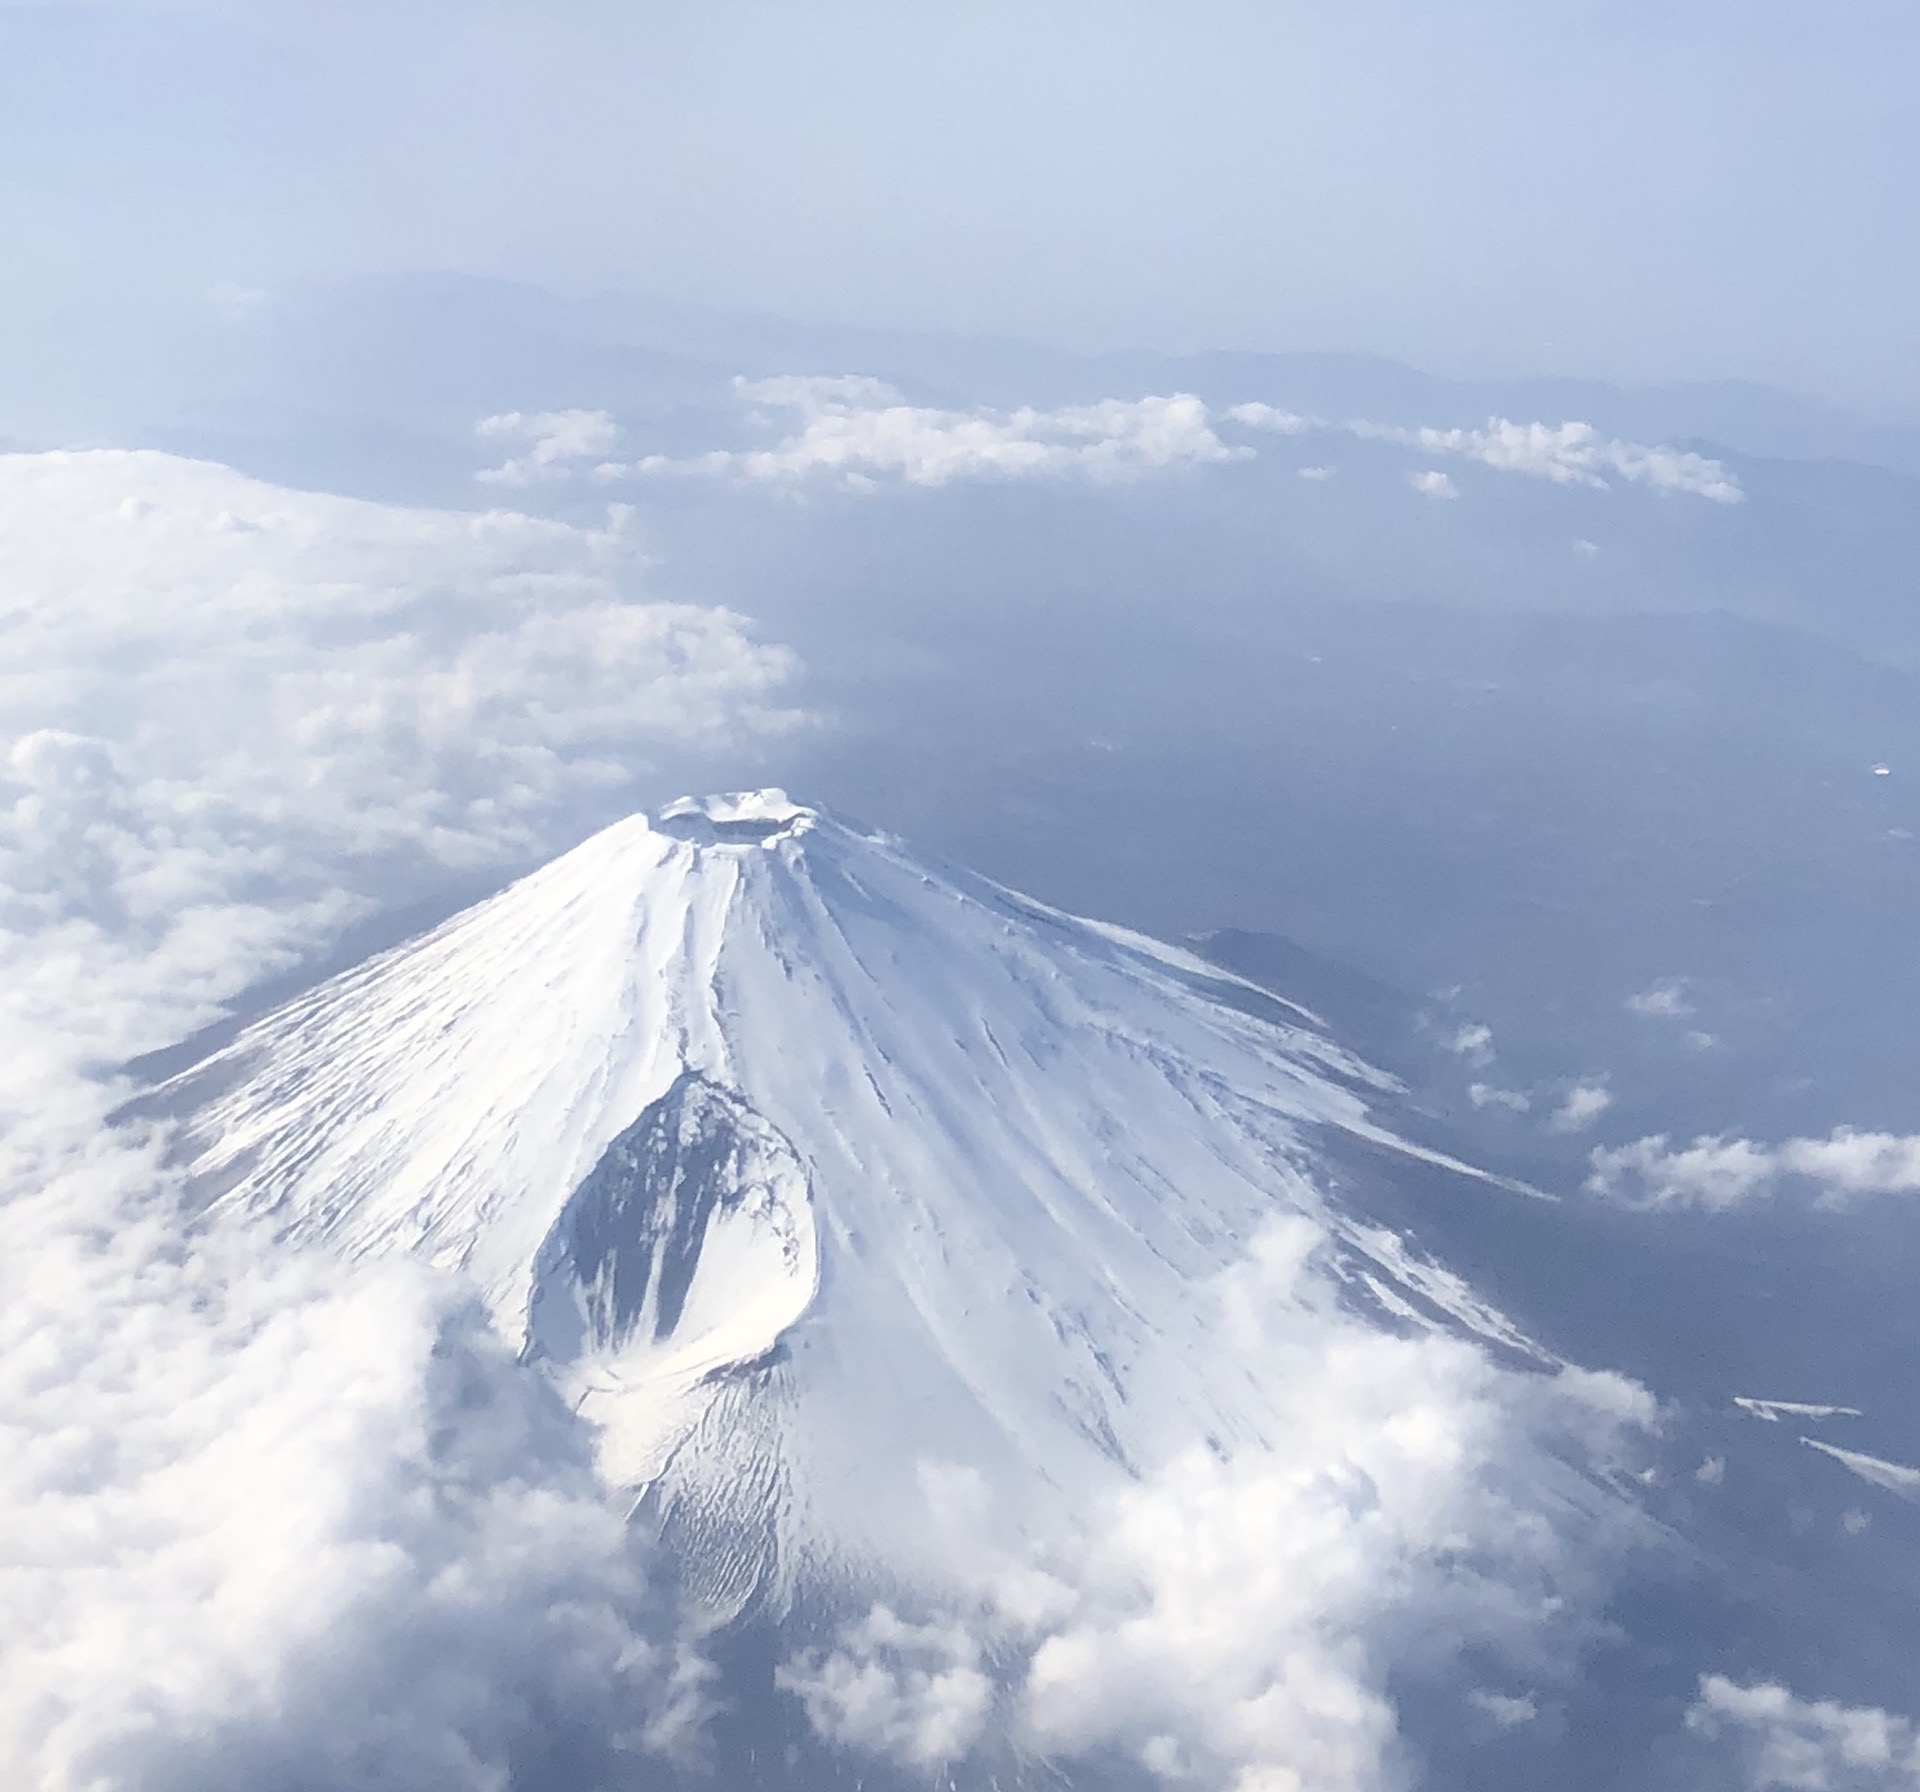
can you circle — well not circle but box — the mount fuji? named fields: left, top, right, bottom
left=137, top=792, right=1653, bottom=1786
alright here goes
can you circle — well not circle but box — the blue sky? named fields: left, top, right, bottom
left=4, top=0, right=1916, bottom=408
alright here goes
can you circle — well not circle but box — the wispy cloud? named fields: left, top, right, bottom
left=1468, top=1689, right=1539, bottom=1730
left=1443, top=1021, right=1496, bottom=1067
left=1733, top=1397, right=1862, bottom=1425
left=1803, top=1438, right=1920, bottom=1501
left=1469, top=1082, right=1531, bottom=1113
left=1626, top=979, right=1695, bottom=1019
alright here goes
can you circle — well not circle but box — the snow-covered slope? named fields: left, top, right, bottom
left=156, top=791, right=1542, bottom=1612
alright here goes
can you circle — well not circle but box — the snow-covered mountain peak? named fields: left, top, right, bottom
left=654, top=787, right=818, bottom=846
left=151, top=796, right=1545, bottom=1610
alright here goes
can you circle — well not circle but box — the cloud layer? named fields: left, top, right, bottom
left=0, top=450, right=803, bottom=1093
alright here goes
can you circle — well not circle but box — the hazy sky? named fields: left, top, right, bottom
left=4, top=0, right=1917, bottom=409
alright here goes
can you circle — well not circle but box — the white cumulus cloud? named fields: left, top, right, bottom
left=1370, top=418, right=1744, bottom=503
left=1223, top=401, right=1314, bottom=433
left=475, top=409, right=622, bottom=485
left=1688, top=1676, right=1920, bottom=1789
left=628, top=377, right=1248, bottom=489
left=778, top=1608, right=994, bottom=1769
left=1548, top=1080, right=1614, bottom=1134
left=1410, top=468, right=1460, bottom=499
left=1588, top=1128, right=1920, bottom=1210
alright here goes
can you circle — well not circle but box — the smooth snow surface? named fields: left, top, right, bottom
left=157, top=792, right=1549, bottom=1611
